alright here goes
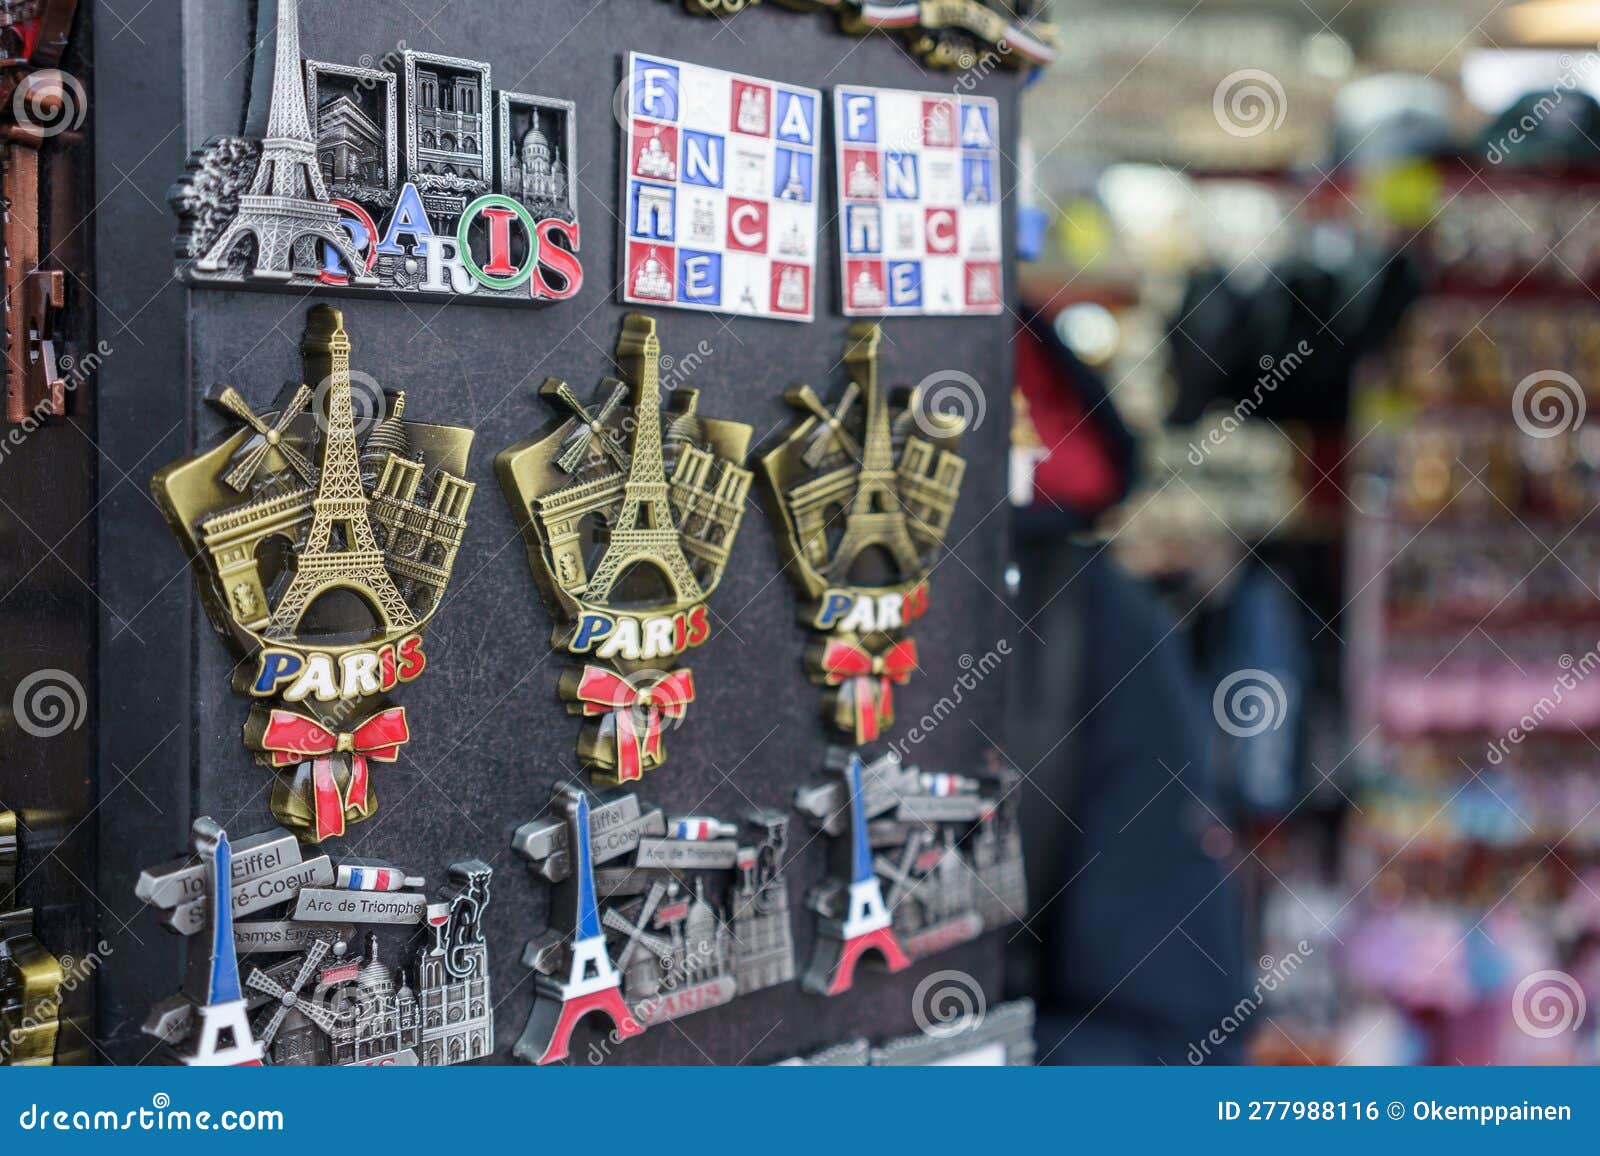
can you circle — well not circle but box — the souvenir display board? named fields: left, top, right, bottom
left=73, top=0, right=1021, bottom=1066
left=834, top=84, right=1003, bottom=316
left=621, top=52, right=821, bottom=321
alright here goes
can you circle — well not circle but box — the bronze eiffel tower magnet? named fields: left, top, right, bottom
left=497, top=313, right=753, bottom=785
left=759, top=322, right=967, bottom=744
left=152, top=305, right=476, bottom=842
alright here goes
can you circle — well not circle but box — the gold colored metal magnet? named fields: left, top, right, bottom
left=759, top=322, right=966, bottom=744
left=498, top=313, right=753, bottom=784
left=151, top=305, right=475, bottom=841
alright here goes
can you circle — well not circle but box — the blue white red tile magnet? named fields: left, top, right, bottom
left=622, top=53, right=821, bottom=322
left=834, top=84, right=1003, bottom=316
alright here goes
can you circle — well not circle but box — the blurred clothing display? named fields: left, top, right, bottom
left=1195, top=563, right=1313, bottom=816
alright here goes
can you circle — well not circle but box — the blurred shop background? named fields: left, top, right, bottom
left=1012, top=0, right=1600, bottom=1065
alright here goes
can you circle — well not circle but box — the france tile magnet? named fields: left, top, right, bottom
left=834, top=84, right=1003, bottom=317
left=622, top=52, right=820, bottom=322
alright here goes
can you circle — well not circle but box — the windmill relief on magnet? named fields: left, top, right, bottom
left=152, top=306, right=475, bottom=842
left=497, top=313, right=753, bottom=784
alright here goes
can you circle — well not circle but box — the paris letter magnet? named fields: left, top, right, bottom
left=497, top=312, right=753, bottom=784
left=151, top=305, right=475, bottom=842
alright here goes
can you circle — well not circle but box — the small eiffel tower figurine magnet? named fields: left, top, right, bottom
left=497, top=313, right=753, bottom=784
left=152, top=305, right=475, bottom=841
left=513, top=787, right=644, bottom=1063
left=759, top=323, right=966, bottom=744
left=509, top=785, right=794, bottom=1062
left=795, top=748, right=1027, bottom=990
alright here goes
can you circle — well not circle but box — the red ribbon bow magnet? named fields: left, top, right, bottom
left=255, top=707, right=410, bottom=840
left=571, top=666, right=696, bottom=782
left=818, top=638, right=919, bottom=743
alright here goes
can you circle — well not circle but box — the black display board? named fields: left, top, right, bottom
left=87, top=0, right=1019, bottom=1064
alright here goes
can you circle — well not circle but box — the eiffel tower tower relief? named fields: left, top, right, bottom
left=581, top=315, right=702, bottom=606
left=194, top=0, right=374, bottom=284
left=266, top=306, right=415, bottom=640
left=827, top=325, right=920, bottom=585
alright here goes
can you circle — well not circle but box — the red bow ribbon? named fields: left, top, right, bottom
left=573, top=666, right=695, bottom=783
left=256, top=707, right=410, bottom=840
left=819, top=638, right=919, bottom=742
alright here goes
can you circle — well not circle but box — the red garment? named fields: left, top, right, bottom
left=1015, top=323, right=1121, bottom=515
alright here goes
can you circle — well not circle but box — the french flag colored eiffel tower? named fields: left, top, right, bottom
left=515, top=788, right=644, bottom=1064
left=180, top=823, right=264, bottom=1065
left=803, top=752, right=911, bottom=995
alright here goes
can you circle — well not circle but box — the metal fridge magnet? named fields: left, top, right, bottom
left=794, top=748, right=1026, bottom=993
left=1, top=810, right=65, bottom=1066
left=170, top=0, right=582, bottom=305
left=0, top=907, right=64, bottom=1066
left=775, top=1, right=1057, bottom=70
left=498, top=312, right=753, bottom=785
left=773, top=1037, right=870, bottom=1066
left=667, top=0, right=766, bottom=13
left=139, top=817, right=493, bottom=1067
left=833, top=84, right=1003, bottom=317
left=759, top=322, right=965, bottom=744
left=511, top=785, right=794, bottom=1063
left=620, top=52, right=820, bottom=321
left=151, top=305, right=475, bottom=842
left=870, top=998, right=1036, bottom=1065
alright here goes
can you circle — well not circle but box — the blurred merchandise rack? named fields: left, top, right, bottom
left=1342, top=162, right=1600, bottom=1065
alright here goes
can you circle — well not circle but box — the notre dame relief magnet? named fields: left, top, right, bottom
left=152, top=305, right=475, bottom=842
left=497, top=312, right=753, bottom=785
left=760, top=322, right=966, bottom=745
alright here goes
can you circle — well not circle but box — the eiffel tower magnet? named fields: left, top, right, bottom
left=759, top=322, right=967, bottom=745
left=510, top=786, right=794, bottom=1062
left=497, top=313, right=754, bottom=785
left=171, top=0, right=583, bottom=305
left=152, top=305, right=476, bottom=841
